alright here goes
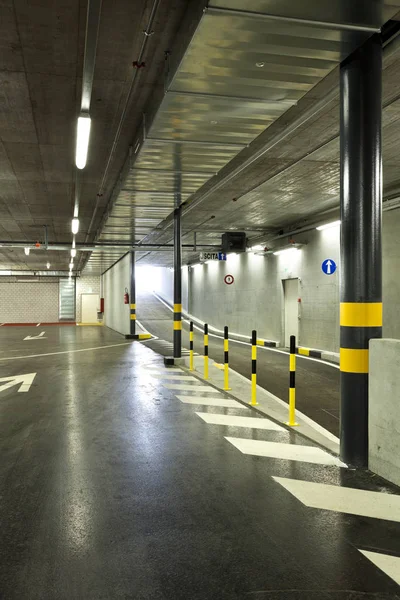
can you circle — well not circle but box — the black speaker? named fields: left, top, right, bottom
left=221, top=232, right=247, bottom=253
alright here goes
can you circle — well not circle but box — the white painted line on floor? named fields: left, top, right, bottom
left=196, top=413, right=285, bottom=431
left=149, top=374, right=198, bottom=381
left=0, top=372, right=36, bottom=394
left=226, top=438, right=346, bottom=467
left=0, top=342, right=133, bottom=362
left=164, top=383, right=221, bottom=392
left=24, top=331, right=46, bottom=340
left=176, top=395, right=246, bottom=408
left=273, top=477, right=400, bottom=522
left=146, top=367, right=183, bottom=373
left=359, top=550, right=400, bottom=585
left=36, top=323, right=41, bottom=327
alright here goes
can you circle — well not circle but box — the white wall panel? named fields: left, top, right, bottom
left=104, top=254, right=130, bottom=336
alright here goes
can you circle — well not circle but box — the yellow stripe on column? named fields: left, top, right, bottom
left=290, top=354, right=296, bottom=371
left=251, top=346, right=257, bottom=359
left=340, top=348, right=369, bottom=373
left=174, top=304, right=182, bottom=312
left=340, top=302, right=382, bottom=327
left=173, top=321, right=182, bottom=330
left=130, top=304, right=136, bottom=309
left=224, top=339, right=228, bottom=351
left=130, top=314, right=136, bottom=320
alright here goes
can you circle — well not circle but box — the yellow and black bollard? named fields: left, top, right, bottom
left=204, top=323, right=209, bottom=380
left=223, top=326, right=231, bottom=391
left=189, top=321, right=194, bottom=371
left=286, top=335, right=299, bottom=426
left=250, top=330, right=258, bottom=405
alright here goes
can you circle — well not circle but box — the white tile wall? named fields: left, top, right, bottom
left=0, top=280, right=59, bottom=323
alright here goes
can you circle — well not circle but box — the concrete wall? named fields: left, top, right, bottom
left=153, top=266, right=189, bottom=312
left=76, top=275, right=101, bottom=323
left=104, top=254, right=130, bottom=336
left=0, top=279, right=59, bottom=323
left=369, top=339, right=400, bottom=487
left=179, top=209, right=400, bottom=352
left=188, top=226, right=339, bottom=350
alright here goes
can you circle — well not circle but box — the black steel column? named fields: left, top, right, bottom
left=173, top=206, right=182, bottom=358
left=340, top=35, right=382, bottom=467
left=130, top=251, right=136, bottom=335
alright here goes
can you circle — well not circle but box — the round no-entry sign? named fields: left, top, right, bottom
left=224, top=274, right=234, bottom=285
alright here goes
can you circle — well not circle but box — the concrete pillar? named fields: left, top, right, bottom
left=130, top=251, right=136, bottom=335
left=340, top=34, right=382, bottom=467
left=173, top=206, right=182, bottom=358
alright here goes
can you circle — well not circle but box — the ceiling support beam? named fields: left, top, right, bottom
left=206, top=6, right=380, bottom=33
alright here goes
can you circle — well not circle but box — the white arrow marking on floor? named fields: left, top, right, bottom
left=24, top=331, right=46, bottom=340
left=273, top=477, right=400, bottom=522
left=0, top=373, right=36, bottom=393
left=359, top=550, right=400, bottom=585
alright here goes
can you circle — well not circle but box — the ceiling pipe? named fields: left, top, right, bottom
left=84, top=0, right=162, bottom=245
left=0, top=242, right=220, bottom=252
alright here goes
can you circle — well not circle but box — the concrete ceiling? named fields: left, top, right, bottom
left=0, top=0, right=193, bottom=272
left=1, top=1, right=400, bottom=274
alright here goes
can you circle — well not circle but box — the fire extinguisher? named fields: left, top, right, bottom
left=124, top=288, right=129, bottom=304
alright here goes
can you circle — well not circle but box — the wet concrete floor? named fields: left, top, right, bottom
left=0, top=326, right=399, bottom=599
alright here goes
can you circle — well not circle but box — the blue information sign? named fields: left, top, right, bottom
left=321, top=258, right=337, bottom=275
left=218, top=253, right=227, bottom=261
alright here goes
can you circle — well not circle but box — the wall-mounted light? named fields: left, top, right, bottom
left=273, top=247, right=299, bottom=256
left=76, top=114, right=91, bottom=169
left=71, top=218, right=79, bottom=234
left=316, top=220, right=341, bottom=231
left=71, top=248, right=76, bottom=258
left=24, top=247, right=30, bottom=256
left=46, top=262, right=50, bottom=269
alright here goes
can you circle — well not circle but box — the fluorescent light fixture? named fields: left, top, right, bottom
left=71, top=248, right=76, bottom=258
left=273, top=247, right=299, bottom=256
left=69, top=260, right=74, bottom=268
left=46, top=262, right=50, bottom=269
left=251, top=245, right=264, bottom=252
left=24, top=247, right=30, bottom=256
left=76, top=114, right=91, bottom=169
left=316, top=220, right=341, bottom=231
left=71, top=218, right=79, bottom=234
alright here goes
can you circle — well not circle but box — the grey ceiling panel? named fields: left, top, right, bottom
left=86, top=0, right=400, bottom=273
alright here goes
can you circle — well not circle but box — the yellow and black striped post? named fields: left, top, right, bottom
left=223, top=326, right=231, bottom=391
left=340, top=36, right=382, bottom=466
left=250, top=330, right=258, bottom=406
left=204, top=323, right=209, bottom=380
left=286, top=335, right=299, bottom=426
left=189, top=321, right=194, bottom=371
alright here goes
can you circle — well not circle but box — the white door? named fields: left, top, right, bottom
left=81, top=294, right=100, bottom=323
left=284, top=279, right=299, bottom=347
